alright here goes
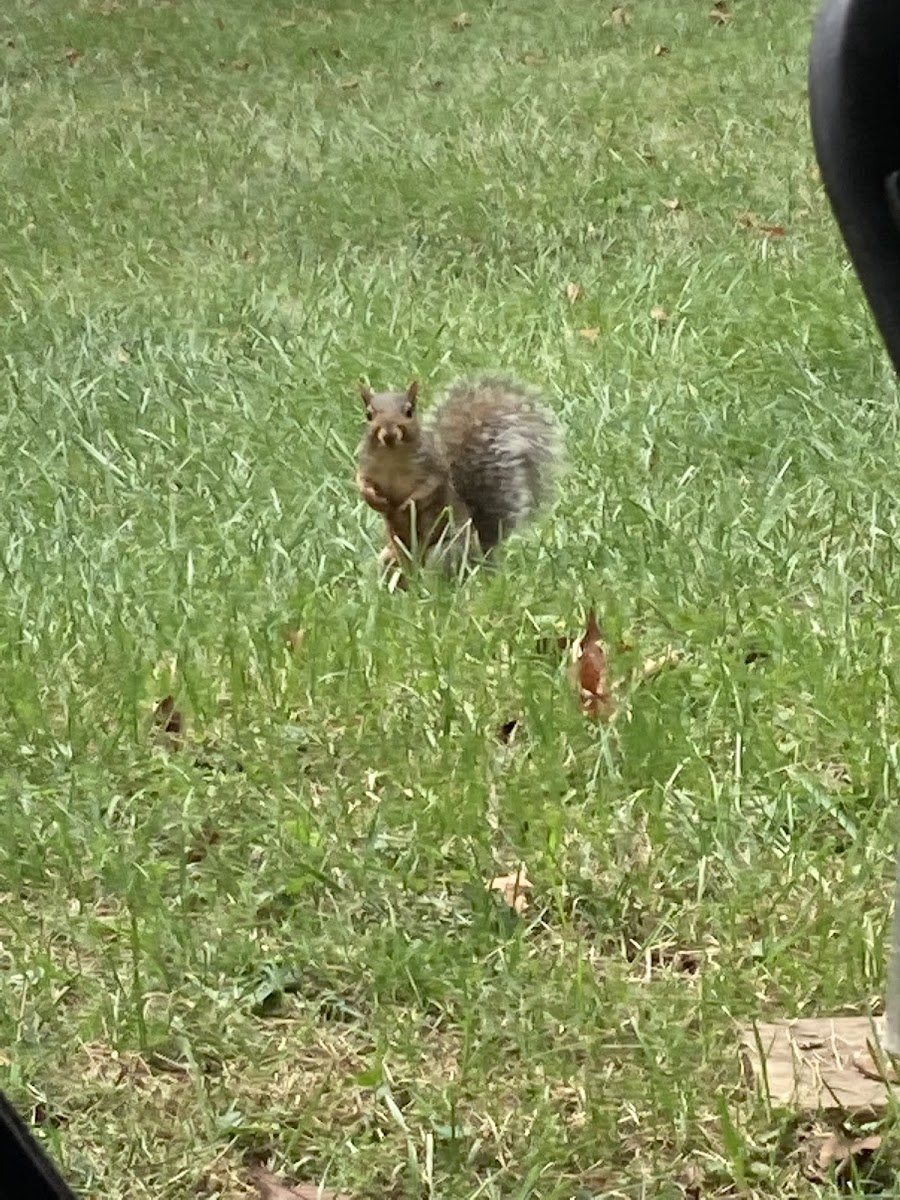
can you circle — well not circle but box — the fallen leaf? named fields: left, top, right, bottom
left=568, top=608, right=614, bottom=719
left=153, top=695, right=184, bottom=750
left=450, top=12, right=472, bottom=31
left=578, top=327, right=599, bottom=341
left=233, top=58, right=250, bottom=70
left=661, top=196, right=682, bottom=211
left=339, top=78, right=359, bottom=89
left=653, top=43, right=669, bottom=56
left=736, top=210, right=757, bottom=228
left=486, top=865, right=533, bottom=914
left=519, top=52, right=546, bottom=65
left=565, top=281, right=583, bottom=303
left=250, top=1164, right=351, bottom=1200
left=679, top=1160, right=704, bottom=1200
left=650, top=305, right=669, bottom=323
left=806, top=1132, right=882, bottom=1183
left=609, top=6, right=631, bottom=26
left=115, top=346, right=131, bottom=364
left=758, top=223, right=786, bottom=236
left=64, top=48, right=82, bottom=66
left=709, top=0, right=732, bottom=22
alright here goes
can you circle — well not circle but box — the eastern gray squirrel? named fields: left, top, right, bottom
left=355, top=374, right=562, bottom=585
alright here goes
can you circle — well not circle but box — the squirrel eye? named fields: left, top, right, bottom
left=404, top=404, right=414, bottom=417
left=365, top=408, right=374, bottom=420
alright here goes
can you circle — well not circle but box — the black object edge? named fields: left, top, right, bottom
left=0, top=1090, right=79, bottom=1198
left=809, top=0, right=900, bottom=373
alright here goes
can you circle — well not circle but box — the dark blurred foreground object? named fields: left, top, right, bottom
left=740, top=0, right=900, bottom=1113
left=808, top=0, right=900, bottom=372
left=0, top=1090, right=79, bottom=1197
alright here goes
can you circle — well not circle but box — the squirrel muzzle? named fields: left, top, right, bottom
left=375, top=423, right=406, bottom=448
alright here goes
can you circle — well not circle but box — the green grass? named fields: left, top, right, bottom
left=2, top=0, right=900, bottom=1196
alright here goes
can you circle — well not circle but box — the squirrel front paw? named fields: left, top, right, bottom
left=378, top=543, right=408, bottom=591
left=359, top=480, right=393, bottom=514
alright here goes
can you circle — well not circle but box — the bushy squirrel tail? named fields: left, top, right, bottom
left=431, top=375, right=563, bottom=552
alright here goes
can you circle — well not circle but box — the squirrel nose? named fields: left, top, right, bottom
left=378, top=426, right=403, bottom=447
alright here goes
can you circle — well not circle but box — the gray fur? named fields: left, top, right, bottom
left=430, top=375, right=563, bottom=552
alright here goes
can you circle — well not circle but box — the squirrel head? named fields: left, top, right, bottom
left=359, top=380, right=420, bottom=448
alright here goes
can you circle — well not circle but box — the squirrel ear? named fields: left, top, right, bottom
left=359, top=382, right=374, bottom=406
left=406, top=380, right=418, bottom=408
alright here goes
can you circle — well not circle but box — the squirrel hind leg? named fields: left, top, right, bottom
left=472, top=513, right=501, bottom=553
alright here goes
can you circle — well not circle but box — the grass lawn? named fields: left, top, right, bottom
left=3, top=0, right=900, bottom=1195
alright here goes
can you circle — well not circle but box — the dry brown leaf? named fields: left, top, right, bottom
left=565, top=281, right=583, bottom=303
left=568, top=608, right=614, bottom=719
left=578, top=327, right=599, bottom=341
left=251, top=1164, right=351, bottom=1200
left=737, top=212, right=787, bottom=236
left=805, top=1131, right=882, bottom=1183
left=486, top=866, right=533, bottom=913
left=661, top=196, right=682, bottom=211
left=519, top=51, right=546, bottom=65
left=153, top=695, right=184, bottom=750
left=115, top=346, right=131, bottom=364
left=340, top=77, right=360, bottom=90
left=64, top=48, right=83, bottom=66
left=650, top=305, right=669, bottom=323
left=450, top=12, right=472, bottom=31
left=653, top=43, right=669, bottom=56
left=609, top=6, right=631, bottom=26
left=679, top=1160, right=704, bottom=1199
left=709, top=0, right=732, bottom=22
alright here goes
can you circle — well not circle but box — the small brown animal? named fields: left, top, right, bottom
left=355, top=374, right=562, bottom=587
